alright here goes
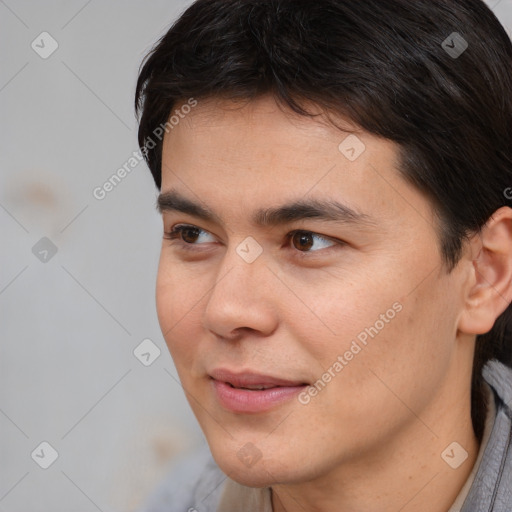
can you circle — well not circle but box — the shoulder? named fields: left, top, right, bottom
left=482, top=359, right=512, bottom=416
left=136, top=444, right=227, bottom=512
left=463, top=360, right=512, bottom=512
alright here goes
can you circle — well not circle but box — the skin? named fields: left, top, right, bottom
left=155, top=95, right=512, bottom=512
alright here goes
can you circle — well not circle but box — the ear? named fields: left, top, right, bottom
left=458, top=207, right=512, bottom=335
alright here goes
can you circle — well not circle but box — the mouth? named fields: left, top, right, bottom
left=209, top=369, right=309, bottom=413
left=225, top=383, right=280, bottom=391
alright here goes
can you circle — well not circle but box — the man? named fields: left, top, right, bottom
left=135, top=0, right=512, bottom=510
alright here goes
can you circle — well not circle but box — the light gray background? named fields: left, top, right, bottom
left=1, top=1, right=511, bottom=511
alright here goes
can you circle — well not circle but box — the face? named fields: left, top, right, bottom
left=156, top=96, right=472, bottom=487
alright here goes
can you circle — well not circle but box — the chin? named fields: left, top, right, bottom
left=208, top=440, right=304, bottom=488
left=224, top=466, right=277, bottom=488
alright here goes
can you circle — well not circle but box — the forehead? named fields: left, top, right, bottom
left=162, top=95, right=390, bottom=185
left=165, top=95, right=363, bottom=156
left=160, top=95, right=436, bottom=234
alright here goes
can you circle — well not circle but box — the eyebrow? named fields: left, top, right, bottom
left=157, top=190, right=377, bottom=228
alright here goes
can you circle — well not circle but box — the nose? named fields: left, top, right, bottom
left=201, top=245, right=279, bottom=340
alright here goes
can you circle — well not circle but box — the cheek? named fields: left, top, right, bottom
left=156, top=254, right=209, bottom=325
left=155, top=263, right=180, bottom=334
left=155, top=259, right=206, bottom=364
left=284, top=267, right=401, bottom=362
left=296, top=258, right=456, bottom=405
left=330, top=281, right=457, bottom=419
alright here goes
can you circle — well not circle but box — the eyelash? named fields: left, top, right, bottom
left=163, top=224, right=344, bottom=257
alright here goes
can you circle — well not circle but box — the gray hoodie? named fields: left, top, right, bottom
left=138, top=360, right=512, bottom=512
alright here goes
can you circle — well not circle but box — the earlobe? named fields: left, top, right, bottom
left=458, top=207, right=512, bottom=335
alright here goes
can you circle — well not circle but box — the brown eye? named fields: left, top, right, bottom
left=289, top=230, right=339, bottom=253
left=291, top=231, right=314, bottom=251
left=164, top=224, right=217, bottom=250
left=180, top=226, right=201, bottom=244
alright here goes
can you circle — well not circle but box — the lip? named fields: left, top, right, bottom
left=209, top=368, right=308, bottom=413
